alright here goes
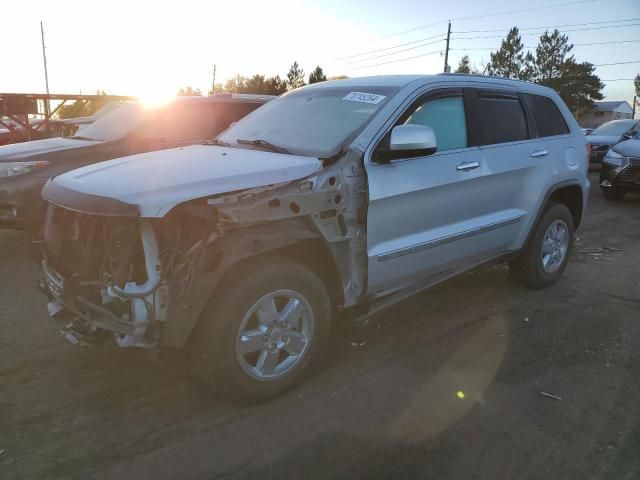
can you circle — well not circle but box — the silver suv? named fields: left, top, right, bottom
left=39, top=75, right=589, bottom=401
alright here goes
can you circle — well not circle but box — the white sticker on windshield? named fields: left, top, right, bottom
left=343, top=91, right=386, bottom=104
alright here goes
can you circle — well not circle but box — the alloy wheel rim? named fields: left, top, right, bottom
left=235, top=289, right=315, bottom=381
left=541, top=220, right=569, bottom=273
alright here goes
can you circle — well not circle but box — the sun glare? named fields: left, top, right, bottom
left=139, top=89, right=175, bottom=109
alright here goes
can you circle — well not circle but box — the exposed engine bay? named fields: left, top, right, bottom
left=39, top=151, right=368, bottom=348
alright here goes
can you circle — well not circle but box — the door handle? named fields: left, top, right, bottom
left=456, top=161, right=480, bottom=171
left=530, top=150, right=549, bottom=158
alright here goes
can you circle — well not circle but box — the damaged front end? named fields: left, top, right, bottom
left=39, top=201, right=228, bottom=348
left=40, top=208, right=168, bottom=347
left=38, top=148, right=368, bottom=349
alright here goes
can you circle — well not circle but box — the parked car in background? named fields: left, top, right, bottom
left=600, top=131, right=640, bottom=201
left=57, top=102, right=130, bottom=138
left=0, top=94, right=271, bottom=233
left=39, top=74, right=589, bottom=402
left=586, top=119, right=640, bottom=166
left=581, top=127, right=594, bottom=135
left=0, top=103, right=129, bottom=146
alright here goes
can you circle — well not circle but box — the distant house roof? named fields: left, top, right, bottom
left=592, top=101, right=633, bottom=114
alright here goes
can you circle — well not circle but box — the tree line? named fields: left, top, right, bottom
left=177, top=62, right=329, bottom=97
left=454, top=27, right=606, bottom=115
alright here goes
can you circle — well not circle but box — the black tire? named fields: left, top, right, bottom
left=509, top=203, right=574, bottom=289
left=190, top=256, right=331, bottom=402
left=601, top=187, right=626, bottom=201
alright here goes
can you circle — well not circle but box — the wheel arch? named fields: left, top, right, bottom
left=162, top=219, right=345, bottom=348
left=548, top=183, right=584, bottom=230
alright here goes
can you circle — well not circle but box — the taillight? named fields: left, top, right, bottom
left=586, top=144, right=592, bottom=155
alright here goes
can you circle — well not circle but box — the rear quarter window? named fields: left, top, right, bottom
left=524, top=94, right=569, bottom=137
left=471, top=91, right=529, bottom=146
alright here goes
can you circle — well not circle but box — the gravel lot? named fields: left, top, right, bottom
left=1, top=174, right=639, bottom=480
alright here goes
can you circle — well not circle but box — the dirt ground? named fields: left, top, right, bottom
left=1, top=173, right=639, bottom=480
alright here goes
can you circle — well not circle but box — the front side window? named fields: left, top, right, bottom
left=404, top=96, right=468, bottom=151
left=472, top=92, right=528, bottom=146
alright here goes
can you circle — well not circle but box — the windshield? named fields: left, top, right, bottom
left=218, top=86, right=399, bottom=158
left=72, top=103, right=145, bottom=141
left=591, top=119, right=637, bottom=137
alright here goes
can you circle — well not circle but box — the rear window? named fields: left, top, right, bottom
left=524, top=94, right=569, bottom=137
left=472, top=91, right=528, bottom=146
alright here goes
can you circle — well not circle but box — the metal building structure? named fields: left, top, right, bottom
left=0, top=93, right=136, bottom=144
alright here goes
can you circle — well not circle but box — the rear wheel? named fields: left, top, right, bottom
left=190, top=257, right=331, bottom=402
left=601, top=187, right=626, bottom=201
left=509, top=203, right=573, bottom=289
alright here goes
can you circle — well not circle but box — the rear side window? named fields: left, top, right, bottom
left=471, top=91, right=528, bottom=146
left=404, top=96, right=468, bottom=151
left=524, top=94, right=569, bottom=137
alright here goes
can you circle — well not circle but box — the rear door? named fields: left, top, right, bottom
left=522, top=92, right=576, bottom=172
left=464, top=87, right=550, bottom=251
left=366, top=87, right=524, bottom=296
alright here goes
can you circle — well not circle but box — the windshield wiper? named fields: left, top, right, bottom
left=70, top=135, right=95, bottom=141
left=203, top=138, right=231, bottom=147
left=236, top=138, right=291, bottom=155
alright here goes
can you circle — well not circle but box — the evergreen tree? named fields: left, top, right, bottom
left=486, top=27, right=534, bottom=80
left=286, top=61, right=305, bottom=90
left=308, top=66, right=327, bottom=84
left=455, top=56, right=471, bottom=74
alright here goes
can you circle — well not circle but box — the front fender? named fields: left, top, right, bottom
left=162, top=219, right=320, bottom=347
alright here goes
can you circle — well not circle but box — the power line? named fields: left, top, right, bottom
left=449, top=39, right=640, bottom=51
left=370, top=20, right=448, bottom=41
left=333, top=32, right=445, bottom=61
left=451, top=22, right=640, bottom=41
left=371, top=0, right=599, bottom=41
left=336, top=38, right=446, bottom=66
left=594, top=60, right=640, bottom=66
left=452, top=0, right=598, bottom=22
left=570, top=39, right=640, bottom=47
left=453, top=17, right=640, bottom=34
left=350, top=53, right=640, bottom=73
left=350, top=49, right=443, bottom=70
left=335, top=16, right=637, bottom=67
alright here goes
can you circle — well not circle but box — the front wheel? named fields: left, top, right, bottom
left=190, top=257, right=331, bottom=402
left=509, top=203, right=574, bottom=289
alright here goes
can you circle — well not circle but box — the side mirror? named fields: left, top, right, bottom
left=622, top=130, right=636, bottom=140
left=389, top=124, right=437, bottom=157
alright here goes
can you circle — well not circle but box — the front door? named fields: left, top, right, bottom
left=365, top=87, right=528, bottom=296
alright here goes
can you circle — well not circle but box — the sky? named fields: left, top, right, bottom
left=2, top=0, right=639, bottom=108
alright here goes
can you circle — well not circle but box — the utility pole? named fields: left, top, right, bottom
left=40, top=21, right=51, bottom=137
left=633, top=95, right=637, bottom=119
left=40, top=21, right=50, bottom=94
left=211, top=64, right=217, bottom=95
left=443, top=21, right=451, bottom=73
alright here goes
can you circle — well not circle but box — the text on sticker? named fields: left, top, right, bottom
left=343, top=92, right=386, bottom=104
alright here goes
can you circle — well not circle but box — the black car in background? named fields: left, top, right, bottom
left=587, top=119, right=640, bottom=166
left=0, top=94, right=271, bottom=233
left=600, top=131, right=640, bottom=201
